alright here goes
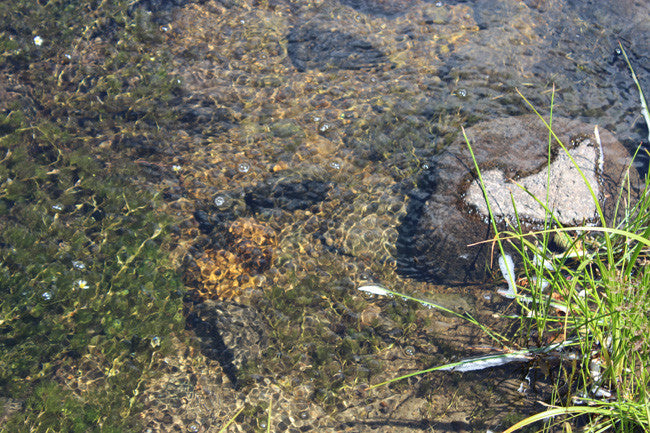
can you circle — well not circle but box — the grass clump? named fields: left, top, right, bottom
left=364, top=48, right=649, bottom=432
left=486, top=49, right=650, bottom=431
left=495, top=168, right=650, bottom=432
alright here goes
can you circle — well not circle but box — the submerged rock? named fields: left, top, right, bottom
left=339, top=0, right=413, bottom=17
left=397, top=115, right=639, bottom=284
left=186, top=300, right=269, bottom=388
left=287, top=24, right=389, bottom=72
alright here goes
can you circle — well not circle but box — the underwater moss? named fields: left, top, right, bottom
left=0, top=121, right=184, bottom=427
left=239, top=274, right=420, bottom=409
left=0, top=1, right=186, bottom=430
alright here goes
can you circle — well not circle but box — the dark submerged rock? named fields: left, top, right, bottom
left=397, top=115, right=639, bottom=284
left=339, top=0, right=413, bottom=17
left=185, top=300, right=269, bottom=388
left=244, top=179, right=333, bottom=212
left=287, top=24, right=389, bottom=72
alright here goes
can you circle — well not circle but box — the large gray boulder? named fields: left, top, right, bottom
left=397, top=115, right=639, bottom=284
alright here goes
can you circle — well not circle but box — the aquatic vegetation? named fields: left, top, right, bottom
left=0, top=124, right=184, bottom=429
left=0, top=0, right=186, bottom=430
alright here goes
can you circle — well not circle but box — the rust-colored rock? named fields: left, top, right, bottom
left=192, top=218, right=276, bottom=300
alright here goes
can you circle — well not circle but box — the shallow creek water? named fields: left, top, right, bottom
left=1, top=0, right=649, bottom=432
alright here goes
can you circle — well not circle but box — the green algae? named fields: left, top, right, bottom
left=238, top=274, right=422, bottom=410
left=0, top=119, right=184, bottom=430
left=0, top=1, right=186, bottom=431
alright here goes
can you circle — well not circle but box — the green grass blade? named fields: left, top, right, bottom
left=218, top=405, right=246, bottom=433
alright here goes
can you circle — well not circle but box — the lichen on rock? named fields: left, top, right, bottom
left=465, top=137, right=600, bottom=225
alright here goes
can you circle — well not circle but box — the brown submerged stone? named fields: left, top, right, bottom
left=191, top=217, right=277, bottom=300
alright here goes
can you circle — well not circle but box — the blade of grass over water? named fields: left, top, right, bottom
left=619, top=42, right=650, bottom=143
left=358, top=285, right=511, bottom=346
left=468, top=226, right=650, bottom=250
left=369, top=340, right=579, bottom=389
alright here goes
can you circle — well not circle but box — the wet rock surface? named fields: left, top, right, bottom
left=465, top=137, right=600, bottom=224
left=397, top=115, right=638, bottom=284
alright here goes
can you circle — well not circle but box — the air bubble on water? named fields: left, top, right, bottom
left=42, top=292, right=52, bottom=300
left=404, top=346, right=415, bottom=356
left=72, top=260, right=86, bottom=270
left=238, top=162, right=250, bottom=173
left=52, top=204, right=63, bottom=211
left=259, top=420, right=267, bottom=429
left=319, top=123, right=330, bottom=132
left=422, top=163, right=429, bottom=170
left=151, top=336, right=161, bottom=348
left=214, top=196, right=226, bottom=207
left=313, top=116, right=320, bottom=122
left=329, top=161, right=340, bottom=170
left=187, top=422, right=200, bottom=432
left=435, top=1, right=443, bottom=6
left=457, top=88, right=468, bottom=98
